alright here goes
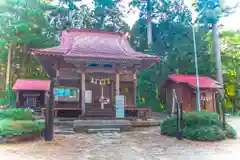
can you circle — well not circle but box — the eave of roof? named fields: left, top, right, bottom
left=168, top=74, right=222, bottom=89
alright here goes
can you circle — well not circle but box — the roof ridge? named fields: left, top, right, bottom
left=65, top=28, right=124, bottom=36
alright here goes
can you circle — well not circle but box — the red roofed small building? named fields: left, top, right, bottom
left=29, top=29, right=160, bottom=119
left=162, top=74, right=222, bottom=113
left=12, top=79, right=51, bottom=112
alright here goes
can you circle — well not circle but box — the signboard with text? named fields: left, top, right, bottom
left=116, top=95, right=125, bottom=118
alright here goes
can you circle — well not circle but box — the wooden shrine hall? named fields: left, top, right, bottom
left=31, top=28, right=160, bottom=120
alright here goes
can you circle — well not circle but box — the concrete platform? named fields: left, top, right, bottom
left=131, top=119, right=160, bottom=127
left=73, top=120, right=132, bottom=133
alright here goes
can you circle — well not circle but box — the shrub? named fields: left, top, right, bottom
left=184, top=125, right=225, bottom=141
left=0, top=119, right=44, bottom=137
left=0, top=108, right=35, bottom=120
left=161, top=116, right=177, bottom=137
left=160, top=111, right=237, bottom=141
left=182, top=111, right=221, bottom=127
left=225, top=124, right=237, bottom=139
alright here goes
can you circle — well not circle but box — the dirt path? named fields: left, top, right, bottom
left=0, top=117, right=240, bottom=160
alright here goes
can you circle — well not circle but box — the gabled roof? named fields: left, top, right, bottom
left=31, top=28, right=160, bottom=63
left=168, top=74, right=222, bottom=89
left=13, top=79, right=51, bottom=91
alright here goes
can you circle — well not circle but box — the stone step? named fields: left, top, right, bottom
left=87, top=128, right=120, bottom=134
left=86, top=110, right=114, bottom=114
left=79, top=116, right=115, bottom=120
left=54, top=130, right=75, bottom=135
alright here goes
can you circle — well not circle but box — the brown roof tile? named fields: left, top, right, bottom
left=31, top=28, right=160, bottom=62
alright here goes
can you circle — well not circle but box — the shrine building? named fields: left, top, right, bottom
left=162, top=74, right=222, bottom=114
left=13, top=29, right=160, bottom=120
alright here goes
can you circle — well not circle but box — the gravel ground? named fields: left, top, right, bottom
left=0, top=117, right=240, bottom=160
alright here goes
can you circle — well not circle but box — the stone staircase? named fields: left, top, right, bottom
left=81, top=104, right=115, bottom=120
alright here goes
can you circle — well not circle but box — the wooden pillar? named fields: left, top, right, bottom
left=116, top=73, right=120, bottom=96
left=44, top=78, right=54, bottom=142
left=133, top=73, right=137, bottom=106
left=111, top=80, right=114, bottom=103
left=54, top=66, right=60, bottom=117
left=81, top=72, right=86, bottom=115
left=16, top=91, right=20, bottom=106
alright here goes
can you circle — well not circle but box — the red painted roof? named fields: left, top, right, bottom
left=12, top=79, right=51, bottom=91
left=31, top=28, right=160, bottom=62
left=168, top=74, right=222, bottom=89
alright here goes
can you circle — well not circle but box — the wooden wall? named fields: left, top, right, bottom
left=18, top=90, right=45, bottom=107
left=55, top=78, right=135, bottom=108
left=164, top=80, right=216, bottom=113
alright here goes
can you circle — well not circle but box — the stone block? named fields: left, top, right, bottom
left=73, top=120, right=132, bottom=133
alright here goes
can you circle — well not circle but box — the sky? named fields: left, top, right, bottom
left=123, top=0, right=240, bottom=30
left=52, top=0, right=240, bottom=30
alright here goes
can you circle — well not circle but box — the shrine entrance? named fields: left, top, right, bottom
left=88, top=73, right=111, bottom=110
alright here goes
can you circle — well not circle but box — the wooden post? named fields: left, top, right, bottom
left=16, top=91, right=19, bottom=106
left=133, top=73, right=137, bottom=105
left=100, top=85, right=104, bottom=109
left=81, top=72, right=86, bottom=115
left=116, top=73, right=120, bottom=96
left=44, top=78, right=54, bottom=142
left=111, top=80, right=114, bottom=103
left=54, top=64, right=60, bottom=114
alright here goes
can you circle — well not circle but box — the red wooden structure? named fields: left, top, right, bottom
left=162, top=74, right=222, bottom=113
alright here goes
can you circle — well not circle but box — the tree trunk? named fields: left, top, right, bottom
left=5, top=43, right=12, bottom=91
left=147, top=0, right=152, bottom=49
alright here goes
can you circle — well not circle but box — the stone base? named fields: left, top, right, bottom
left=73, top=120, right=132, bottom=133
left=131, top=120, right=160, bottom=127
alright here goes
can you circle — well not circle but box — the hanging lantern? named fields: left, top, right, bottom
left=107, top=78, right=111, bottom=84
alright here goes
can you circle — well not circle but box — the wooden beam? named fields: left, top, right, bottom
left=133, top=73, right=137, bottom=105
left=81, top=72, right=86, bottom=115
left=116, top=73, right=120, bottom=96
left=44, top=78, right=54, bottom=141
left=111, top=80, right=114, bottom=103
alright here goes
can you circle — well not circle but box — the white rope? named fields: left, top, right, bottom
left=200, top=95, right=213, bottom=102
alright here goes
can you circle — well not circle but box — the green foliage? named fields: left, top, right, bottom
left=161, top=111, right=237, bottom=141
left=0, top=119, right=44, bottom=137
left=220, top=31, right=240, bottom=112
left=0, top=108, right=44, bottom=137
left=130, top=0, right=214, bottom=111
left=0, top=108, right=35, bottom=120
left=184, top=125, right=226, bottom=141
left=225, top=123, right=237, bottom=139
left=182, top=111, right=221, bottom=127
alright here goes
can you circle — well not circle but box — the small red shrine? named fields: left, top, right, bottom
left=29, top=28, right=160, bottom=119
left=162, top=74, right=222, bottom=113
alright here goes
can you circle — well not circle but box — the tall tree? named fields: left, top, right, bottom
left=129, top=0, right=214, bottom=111
left=220, top=30, right=240, bottom=112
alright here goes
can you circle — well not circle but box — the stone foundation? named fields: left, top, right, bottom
left=73, top=120, right=132, bottom=133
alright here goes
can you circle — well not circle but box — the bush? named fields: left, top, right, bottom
left=0, top=108, right=44, bottom=138
left=0, top=119, right=44, bottom=137
left=161, top=116, right=177, bottom=136
left=225, top=124, right=237, bottom=139
left=0, top=108, right=35, bottom=120
left=184, top=125, right=225, bottom=141
left=160, top=111, right=237, bottom=141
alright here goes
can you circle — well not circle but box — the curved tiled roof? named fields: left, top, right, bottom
left=31, top=28, right=160, bottom=62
